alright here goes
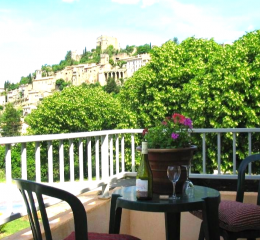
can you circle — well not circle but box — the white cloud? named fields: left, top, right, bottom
left=111, top=0, right=140, bottom=4
left=62, top=0, right=78, bottom=3
left=141, top=0, right=159, bottom=8
left=111, top=0, right=158, bottom=7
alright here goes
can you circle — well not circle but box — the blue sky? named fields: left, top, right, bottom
left=1, top=0, right=260, bottom=88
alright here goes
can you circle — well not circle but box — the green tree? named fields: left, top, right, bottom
left=173, top=37, right=179, bottom=44
left=20, top=74, right=33, bottom=85
left=20, top=76, right=28, bottom=85
left=119, top=30, right=260, bottom=173
left=8, top=83, right=19, bottom=90
left=4, top=80, right=11, bottom=90
left=121, top=45, right=135, bottom=55
left=24, top=85, right=138, bottom=180
left=28, top=73, right=33, bottom=84
left=52, top=50, right=78, bottom=72
left=3, top=81, right=10, bottom=102
left=117, top=60, right=127, bottom=68
left=109, top=58, right=115, bottom=67
left=65, top=51, right=72, bottom=62
left=103, top=45, right=117, bottom=58
left=25, top=85, right=125, bottom=135
left=55, top=79, right=71, bottom=91
left=0, top=103, right=22, bottom=137
left=104, top=77, right=119, bottom=94
left=84, top=46, right=101, bottom=64
left=80, top=48, right=92, bottom=63
left=135, top=44, right=151, bottom=55
left=82, top=47, right=87, bottom=56
left=95, top=46, right=101, bottom=55
left=41, top=65, right=52, bottom=77
left=93, top=54, right=100, bottom=64
left=81, top=82, right=101, bottom=88
left=0, top=142, right=39, bottom=181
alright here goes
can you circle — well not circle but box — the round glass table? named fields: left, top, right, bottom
left=109, top=185, right=220, bottom=240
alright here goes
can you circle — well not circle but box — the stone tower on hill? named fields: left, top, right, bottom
left=96, top=35, right=119, bottom=51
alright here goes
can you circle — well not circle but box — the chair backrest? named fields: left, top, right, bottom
left=14, top=179, right=88, bottom=240
left=236, top=153, right=260, bottom=205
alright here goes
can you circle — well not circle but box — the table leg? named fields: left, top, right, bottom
left=109, top=194, right=122, bottom=234
left=164, top=212, right=181, bottom=240
left=202, top=196, right=220, bottom=240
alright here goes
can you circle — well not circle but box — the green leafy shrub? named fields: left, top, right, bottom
left=0, top=169, right=5, bottom=182
left=119, top=30, right=260, bottom=173
left=25, top=85, right=125, bottom=134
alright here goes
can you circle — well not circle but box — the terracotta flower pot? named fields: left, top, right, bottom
left=148, top=145, right=197, bottom=195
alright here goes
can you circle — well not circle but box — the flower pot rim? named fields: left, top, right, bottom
left=148, top=145, right=197, bottom=152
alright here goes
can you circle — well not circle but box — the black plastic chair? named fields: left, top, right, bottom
left=14, top=179, right=141, bottom=240
left=194, top=153, right=260, bottom=240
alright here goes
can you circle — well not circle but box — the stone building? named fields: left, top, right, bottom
left=3, top=36, right=152, bottom=122
left=23, top=105, right=37, bottom=117
left=2, top=35, right=154, bottom=136
left=0, top=88, right=6, bottom=106
left=55, top=66, right=73, bottom=82
left=33, top=52, right=151, bottom=93
left=34, top=72, right=56, bottom=92
left=96, top=35, right=119, bottom=51
left=71, top=50, right=82, bottom=62
left=72, top=63, right=100, bottom=85
left=112, top=53, right=129, bottom=62
left=102, top=67, right=127, bottom=83
left=7, top=89, right=19, bottom=103
left=126, top=53, right=151, bottom=77
left=113, top=53, right=151, bottom=78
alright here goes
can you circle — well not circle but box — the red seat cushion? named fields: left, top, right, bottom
left=64, top=231, right=141, bottom=240
left=219, top=200, right=260, bottom=232
left=191, top=200, right=260, bottom=233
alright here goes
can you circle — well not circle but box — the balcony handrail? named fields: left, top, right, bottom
left=0, top=129, right=143, bottom=144
left=192, top=128, right=260, bottom=133
left=1, top=127, right=260, bottom=226
left=1, top=128, right=260, bottom=185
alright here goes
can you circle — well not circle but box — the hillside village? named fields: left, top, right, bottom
left=0, top=35, right=151, bottom=122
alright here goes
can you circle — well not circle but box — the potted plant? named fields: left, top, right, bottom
left=142, top=113, right=197, bottom=195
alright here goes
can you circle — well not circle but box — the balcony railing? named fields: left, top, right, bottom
left=0, top=128, right=260, bottom=225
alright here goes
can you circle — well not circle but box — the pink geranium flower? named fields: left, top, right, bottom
left=172, top=113, right=185, bottom=124
left=184, top=118, right=193, bottom=128
left=143, top=113, right=193, bottom=149
left=171, top=133, right=179, bottom=139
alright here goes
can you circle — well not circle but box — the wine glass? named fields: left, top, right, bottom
left=182, top=164, right=194, bottom=198
left=167, top=166, right=181, bottom=199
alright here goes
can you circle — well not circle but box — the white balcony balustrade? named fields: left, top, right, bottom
left=0, top=128, right=260, bottom=226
